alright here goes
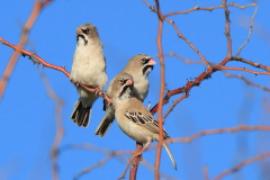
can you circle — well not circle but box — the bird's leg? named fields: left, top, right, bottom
left=80, top=84, right=102, bottom=96
left=132, top=138, right=152, bottom=157
left=92, top=86, right=102, bottom=96
left=104, top=94, right=112, bottom=106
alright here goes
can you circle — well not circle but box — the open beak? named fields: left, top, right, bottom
left=76, top=28, right=87, bottom=45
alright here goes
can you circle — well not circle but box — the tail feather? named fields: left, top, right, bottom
left=163, top=143, right=177, bottom=170
left=95, top=108, right=115, bottom=136
left=71, top=101, right=91, bottom=127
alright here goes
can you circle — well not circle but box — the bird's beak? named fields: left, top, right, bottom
left=76, top=27, right=83, bottom=36
left=125, top=79, right=134, bottom=86
left=148, top=58, right=156, bottom=66
left=76, top=27, right=87, bottom=45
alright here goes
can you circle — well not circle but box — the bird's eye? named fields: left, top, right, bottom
left=141, top=58, right=150, bottom=65
left=119, top=79, right=126, bottom=85
left=82, top=28, right=90, bottom=35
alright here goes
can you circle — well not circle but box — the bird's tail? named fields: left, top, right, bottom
left=163, top=142, right=177, bottom=170
left=71, top=100, right=91, bottom=127
left=95, top=108, right=115, bottom=136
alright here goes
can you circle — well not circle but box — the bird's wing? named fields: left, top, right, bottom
left=124, top=110, right=169, bottom=138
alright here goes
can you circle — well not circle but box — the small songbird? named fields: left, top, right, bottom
left=112, top=73, right=177, bottom=169
left=70, top=23, right=107, bottom=127
left=95, top=54, right=155, bottom=136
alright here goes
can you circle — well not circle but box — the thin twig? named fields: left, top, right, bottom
left=164, top=2, right=256, bottom=17
left=40, top=73, right=64, bottom=180
left=222, top=0, right=233, bottom=58
left=168, top=125, right=270, bottom=144
left=213, top=64, right=270, bottom=76
left=224, top=72, right=270, bottom=93
left=213, top=151, right=270, bottom=180
left=232, top=56, right=270, bottom=72
left=154, top=0, right=165, bottom=179
left=0, top=0, right=52, bottom=99
left=118, top=160, right=131, bottom=180
left=129, top=143, right=143, bottom=180
left=165, top=51, right=202, bottom=65
left=203, top=166, right=210, bottom=180
left=143, top=0, right=210, bottom=66
left=164, top=94, right=188, bottom=120
left=235, top=4, right=258, bottom=56
left=166, top=19, right=210, bottom=66
left=73, top=156, right=111, bottom=180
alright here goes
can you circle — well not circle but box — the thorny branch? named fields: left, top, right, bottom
left=0, top=0, right=52, bottom=99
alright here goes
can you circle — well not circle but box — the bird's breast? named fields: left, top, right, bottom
left=70, top=43, right=107, bottom=87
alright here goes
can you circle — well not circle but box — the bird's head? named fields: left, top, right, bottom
left=76, top=23, right=99, bottom=45
left=115, top=73, right=134, bottom=99
left=126, top=54, right=156, bottom=77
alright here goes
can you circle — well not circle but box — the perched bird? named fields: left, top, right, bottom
left=95, top=54, right=155, bottom=136
left=70, top=23, right=107, bottom=127
left=112, top=73, right=177, bottom=169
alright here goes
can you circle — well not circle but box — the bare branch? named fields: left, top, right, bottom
left=165, top=51, right=202, bottom=65
left=129, top=143, right=142, bottom=180
left=40, top=73, right=64, bottom=180
left=224, top=72, right=270, bottom=93
left=0, top=37, right=112, bottom=104
left=222, top=0, right=233, bottom=58
left=73, top=156, right=111, bottom=180
left=0, top=0, right=52, bottom=99
left=213, top=151, right=270, bottom=180
left=153, top=0, right=165, bottom=179
left=164, top=94, right=188, bottom=120
left=169, top=125, right=270, bottom=144
left=232, top=56, right=270, bottom=72
left=164, top=2, right=256, bottom=17
left=213, top=64, right=270, bottom=76
left=203, top=166, right=210, bottom=180
left=166, top=19, right=210, bottom=66
left=235, top=4, right=258, bottom=56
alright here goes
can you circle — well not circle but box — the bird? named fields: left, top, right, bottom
left=112, top=73, right=177, bottom=169
left=95, top=54, right=155, bottom=136
left=70, top=23, right=107, bottom=127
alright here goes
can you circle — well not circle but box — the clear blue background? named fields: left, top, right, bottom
left=0, top=0, right=269, bottom=179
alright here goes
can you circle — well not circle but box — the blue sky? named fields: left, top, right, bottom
left=0, top=0, right=270, bottom=180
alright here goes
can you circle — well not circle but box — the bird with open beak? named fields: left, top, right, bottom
left=70, top=23, right=107, bottom=127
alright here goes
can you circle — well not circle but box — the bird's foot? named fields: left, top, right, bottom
left=92, top=86, right=102, bottom=96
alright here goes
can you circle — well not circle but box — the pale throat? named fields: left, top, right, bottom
left=76, top=38, right=103, bottom=61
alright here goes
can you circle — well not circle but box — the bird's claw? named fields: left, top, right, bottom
left=93, top=87, right=102, bottom=96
